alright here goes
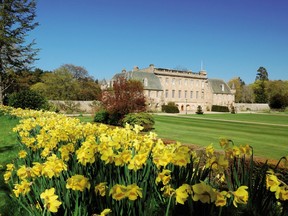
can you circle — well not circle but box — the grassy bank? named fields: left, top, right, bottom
left=0, top=115, right=20, bottom=214
left=153, top=113, right=288, bottom=160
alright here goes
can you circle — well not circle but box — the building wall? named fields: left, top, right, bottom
left=110, top=65, right=235, bottom=112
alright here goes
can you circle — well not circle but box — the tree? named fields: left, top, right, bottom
left=101, top=76, right=146, bottom=125
left=228, top=77, right=245, bottom=103
left=0, top=0, right=39, bottom=104
left=255, top=67, right=269, bottom=81
left=61, top=64, right=91, bottom=80
left=253, top=67, right=269, bottom=103
left=31, top=67, right=80, bottom=100
left=77, top=78, right=101, bottom=100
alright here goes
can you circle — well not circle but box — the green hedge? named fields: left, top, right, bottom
left=211, top=105, right=229, bottom=112
left=162, top=102, right=179, bottom=113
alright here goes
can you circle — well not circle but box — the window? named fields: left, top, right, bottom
left=190, top=91, right=193, bottom=99
left=165, top=90, right=168, bottom=98
left=172, top=90, right=175, bottom=98
left=184, top=79, right=187, bottom=85
left=201, top=81, right=204, bottom=88
left=143, top=78, right=148, bottom=87
left=172, top=78, right=175, bottom=85
left=196, top=91, right=199, bottom=99
left=221, top=84, right=225, bottom=91
left=185, top=90, right=187, bottom=98
left=190, top=80, right=194, bottom=86
left=165, top=78, right=169, bottom=84
left=156, top=91, right=159, bottom=98
left=178, top=79, right=182, bottom=85
left=178, top=90, right=181, bottom=98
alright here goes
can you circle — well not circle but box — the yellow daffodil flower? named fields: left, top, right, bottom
left=18, top=150, right=28, bottom=159
left=109, top=184, right=127, bottom=201
left=95, top=182, right=108, bottom=196
left=192, top=181, right=216, bottom=204
left=13, top=180, right=31, bottom=197
left=175, top=184, right=191, bottom=204
left=100, top=208, right=112, bottom=216
left=232, top=186, right=249, bottom=207
left=40, top=187, right=62, bottom=213
left=66, top=175, right=91, bottom=191
left=126, top=184, right=143, bottom=201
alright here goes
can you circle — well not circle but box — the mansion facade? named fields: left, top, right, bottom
left=111, top=64, right=235, bottom=112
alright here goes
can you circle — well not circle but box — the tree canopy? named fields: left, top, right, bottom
left=0, top=0, right=39, bottom=104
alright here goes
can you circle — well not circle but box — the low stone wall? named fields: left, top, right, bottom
left=235, top=103, right=270, bottom=112
left=49, top=100, right=99, bottom=114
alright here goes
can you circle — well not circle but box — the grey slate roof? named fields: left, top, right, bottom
left=113, top=70, right=163, bottom=91
left=208, top=79, right=232, bottom=94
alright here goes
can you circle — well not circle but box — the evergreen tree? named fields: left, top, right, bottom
left=253, top=67, right=269, bottom=103
left=0, top=0, right=39, bottom=104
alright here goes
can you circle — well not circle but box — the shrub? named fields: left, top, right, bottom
left=269, top=93, right=288, bottom=110
left=162, top=102, right=179, bottom=113
left=8, top=90, right=49, bottom=110
left=230, top=106, right=236, bottom=114
left=195, top=105, right=204, bottom=114
left=94, top=110, right=109, bottom=124
left=211, top=105, right=230, bottom=112
left=122, top=112, right=155, bottom=131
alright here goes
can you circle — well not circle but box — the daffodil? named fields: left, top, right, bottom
left=215, top=191, right=230, bottom=207
left=13, top=180, right=31, bottom=197
left=232, top=186, right=249, bottom=207
left=17, top=165, right=31, bottom=180
left=18, top=150, right=28, bottom=159
left=109, top=184, right=127, bottom=201
left=175, top=184, right=191, bottom=204
left=126, top=184, right=143, bottom=201
left=206, top=144, right=214, bottom=157
left=266, top=170, right=281, bottom=193
left=99, top=208, right=112, bottom=216
left=279, top=186, right=288, bottom=201
left=95, top=182, right=108, bottom=196
left=161, top=184, right=175, bottom=197
left=66, top=175, right=91, bottom=191
left=40, top=187, right=62, bottom=213
left=192, top=181, right=216, bottom=204
left=155, top=169, right=171, bottom=185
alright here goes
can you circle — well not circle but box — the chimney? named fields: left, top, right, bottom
left=122, top=68, right=126, bottom=73
left=133, top=66, right=139, bottom=71
left=149, top=64, right=155, bottom=72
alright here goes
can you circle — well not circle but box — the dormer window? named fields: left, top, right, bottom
left=221, top=84, right=225, bottom=91
left=143, top=78, right=148, bottom=87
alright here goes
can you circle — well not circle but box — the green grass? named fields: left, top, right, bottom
left=153, top=113, right=288, bottom=160
left=0, top=115, right=20, bottom=215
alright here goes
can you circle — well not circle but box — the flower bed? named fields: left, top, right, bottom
left=1, top=105, right=288, bottom=216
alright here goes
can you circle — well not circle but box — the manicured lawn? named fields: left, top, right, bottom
left=153, top=113, right=288, bottom=160
left=0, top=115, right=20, bottom=215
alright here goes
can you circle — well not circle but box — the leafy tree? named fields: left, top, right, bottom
left=77, top=77, right=101, bottom=100
left=101, top=76, right=146, bottom=125
left=242, top=85, right=254, bottom=103
left=61, top=64, right=91, bottom=80
left=31, top=67, right=80, bottom=100
left=228, top=77, right=245, bottom=103
left=255, top=66, right=269, bottom=81
left=0, top=0, right=39, bottom=104
left=253, top=67, right=269, bottom=103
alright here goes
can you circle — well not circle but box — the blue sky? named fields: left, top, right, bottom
left=31, top=0, right=288, bottom=84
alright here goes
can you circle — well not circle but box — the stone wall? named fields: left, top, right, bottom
left=49, top=100, right=99, bottom=114
left=235, top=103, right=270, bottom=112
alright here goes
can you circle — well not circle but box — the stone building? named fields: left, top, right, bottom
left=111, top=64, right=235, bottom=112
